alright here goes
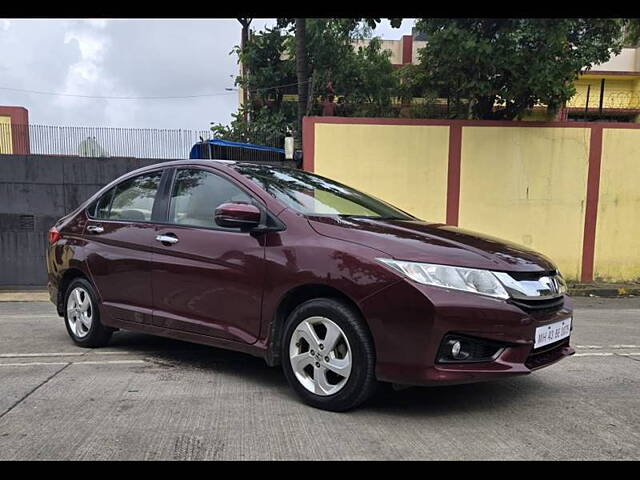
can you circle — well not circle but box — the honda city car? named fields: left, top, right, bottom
left=46, top=160, right=574, bottom=411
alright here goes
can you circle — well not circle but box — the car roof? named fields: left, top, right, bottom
left=131, top=159, right=297, bottom=174
left=140, top=159, right=235, bottom=170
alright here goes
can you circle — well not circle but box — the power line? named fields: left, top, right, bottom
left=0, top=86, right=235, bottom=100
left=0, top=80, right=309, bottom=101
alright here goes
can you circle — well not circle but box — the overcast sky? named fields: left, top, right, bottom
left=0, top=18, right=415, bottom=130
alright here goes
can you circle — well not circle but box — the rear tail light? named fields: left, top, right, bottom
left=48, top=226, right=61, bottom=244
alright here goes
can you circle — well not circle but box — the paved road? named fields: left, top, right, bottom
left=0, top=297, right=638, bottom=460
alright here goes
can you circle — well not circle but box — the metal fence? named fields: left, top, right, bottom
left=569, top=89, right=640, bottom=110
left=567, top=89, right=640, bottom=121
left=0, top=124, right=219, bottom=158
left=306, top=89, right=640, bottom=121
left=0, top=123, right=288, bottom=160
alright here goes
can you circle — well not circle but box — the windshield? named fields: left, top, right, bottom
left=232, top=164, right=414, bottom=220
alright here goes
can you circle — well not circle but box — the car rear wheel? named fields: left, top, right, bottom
left=281, top=298, right=379, bottom=411
left=64, top=278, right=112, bottom=348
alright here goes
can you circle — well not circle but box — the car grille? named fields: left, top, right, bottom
left=525, top=338, right=570, bottom=369
left=497, top=269, right=566, bottom=314
left=508, top=269, right=559, bottom=281
left=509, top=296, right=565, bottom=314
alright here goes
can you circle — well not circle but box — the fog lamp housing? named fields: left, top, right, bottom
left=437, top=334, right=506, bottom=364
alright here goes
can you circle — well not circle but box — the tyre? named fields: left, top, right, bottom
left=64, top=277, right=113, bottom=348
left=281, top=298, right=379, bottom=411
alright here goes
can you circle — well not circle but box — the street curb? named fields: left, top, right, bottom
left=568, top=285, right=640, bottom=297
left=0, top=291, right=49, bottom=302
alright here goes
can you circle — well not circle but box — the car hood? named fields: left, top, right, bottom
left=307, top=216, right=556, bottom=273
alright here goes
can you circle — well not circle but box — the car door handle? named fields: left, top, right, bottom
left=86, top=225, right=104, bottom=234
left=155, top=234, right=179, bottom=245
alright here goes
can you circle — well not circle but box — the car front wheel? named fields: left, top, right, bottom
left=282, top=298, right=379, bottom=411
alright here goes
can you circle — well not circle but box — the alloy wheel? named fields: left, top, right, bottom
left=66, top=287, right=93, bottom=338
left=288, top=316, right=352, bottom=396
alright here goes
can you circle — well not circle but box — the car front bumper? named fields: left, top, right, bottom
left=359, top=279, right=575, bottom=387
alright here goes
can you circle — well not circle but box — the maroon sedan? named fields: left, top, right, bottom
left=47, top=160, right=574, bottom=411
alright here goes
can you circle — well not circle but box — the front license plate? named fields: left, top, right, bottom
left=534, top=317, right=572, bottom=349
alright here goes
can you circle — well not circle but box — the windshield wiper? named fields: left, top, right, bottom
left=341, top=215, right=406, bottom=220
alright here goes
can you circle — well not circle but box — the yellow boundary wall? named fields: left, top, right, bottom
left=303, top=117, right=640, bottom=282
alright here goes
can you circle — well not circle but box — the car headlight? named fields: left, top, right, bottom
left=376, top=258, right=509, bottom=299
left=556, top=272, right=568, bottom=294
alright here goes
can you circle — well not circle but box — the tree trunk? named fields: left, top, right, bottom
left=474, top=95, right=497, bottom=120
left=240, top=19, right=250, bottom=51
left=306, top=73, right=315, bottom=116
left=237, top=18, right=252, bottom=122
left=295, top=18, right=308, bottom=149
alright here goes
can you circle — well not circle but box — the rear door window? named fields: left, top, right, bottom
left=94, top=171, right=162, bottom=222
left=93, top=188, right=115, bottom=219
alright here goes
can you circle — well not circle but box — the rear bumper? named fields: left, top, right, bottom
left=45, top=243, right=65, bottom=316
left=45, top=246, right=58, bottom=306
left=360, top=279, right=575, bottom=387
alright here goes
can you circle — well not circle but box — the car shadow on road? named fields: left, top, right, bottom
left=107, top=330, right=542, bottom=415
left=363, top=378, right=540, bottom=416
left=108, top=330, right=288, bottom=389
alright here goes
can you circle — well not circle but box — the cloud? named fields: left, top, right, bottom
left=0, top=18, right=415, bottom=130
left=52, top=22, right=118, bottom=123
left=0, top=19, right=241, bottom=129
left=84, top=19, right=108, bottom=29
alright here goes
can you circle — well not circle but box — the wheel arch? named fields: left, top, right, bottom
left=265, top=283, right=368, bottom=367
left=56, top=268, right=90, bottom=316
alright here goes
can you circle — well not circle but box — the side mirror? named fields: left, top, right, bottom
left=214, top=202, right=261, bottom=229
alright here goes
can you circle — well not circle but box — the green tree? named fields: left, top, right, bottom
left=412, top=18, right=626, bottom=120
left=302, top=21, right=397, bottom=112
left=232, top=26, right=295, bottom=112
left=277, top=18, right=402, bottom=144
left=211, top=26, right=296, bottom=146
left=336, top=38, right=399, bottom=116
left=212, top=19, right=403, bottom=144
left=211, top=106, right=293, bottom=146
left=623, top=18, right=640, bottom=46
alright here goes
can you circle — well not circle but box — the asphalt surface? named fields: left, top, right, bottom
left=0, top=297, right=638, bottom=460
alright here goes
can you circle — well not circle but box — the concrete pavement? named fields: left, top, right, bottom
left=0, top=298, right=638, bottom=460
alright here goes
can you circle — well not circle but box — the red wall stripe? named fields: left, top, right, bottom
left=302, top=116, right=315, bottom=172
left=402, top=35, right=413, bottom=65
left=580, top=126, right=604, bottom=283
left=446, top=124, right=463, bottom=226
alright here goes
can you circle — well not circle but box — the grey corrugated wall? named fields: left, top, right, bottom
left=1, top=155, right=295, bottom=286
left=0, top=155, right=163, bottom=285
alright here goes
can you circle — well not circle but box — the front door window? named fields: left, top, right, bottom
left=169, top=169, right=252, bottom=228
